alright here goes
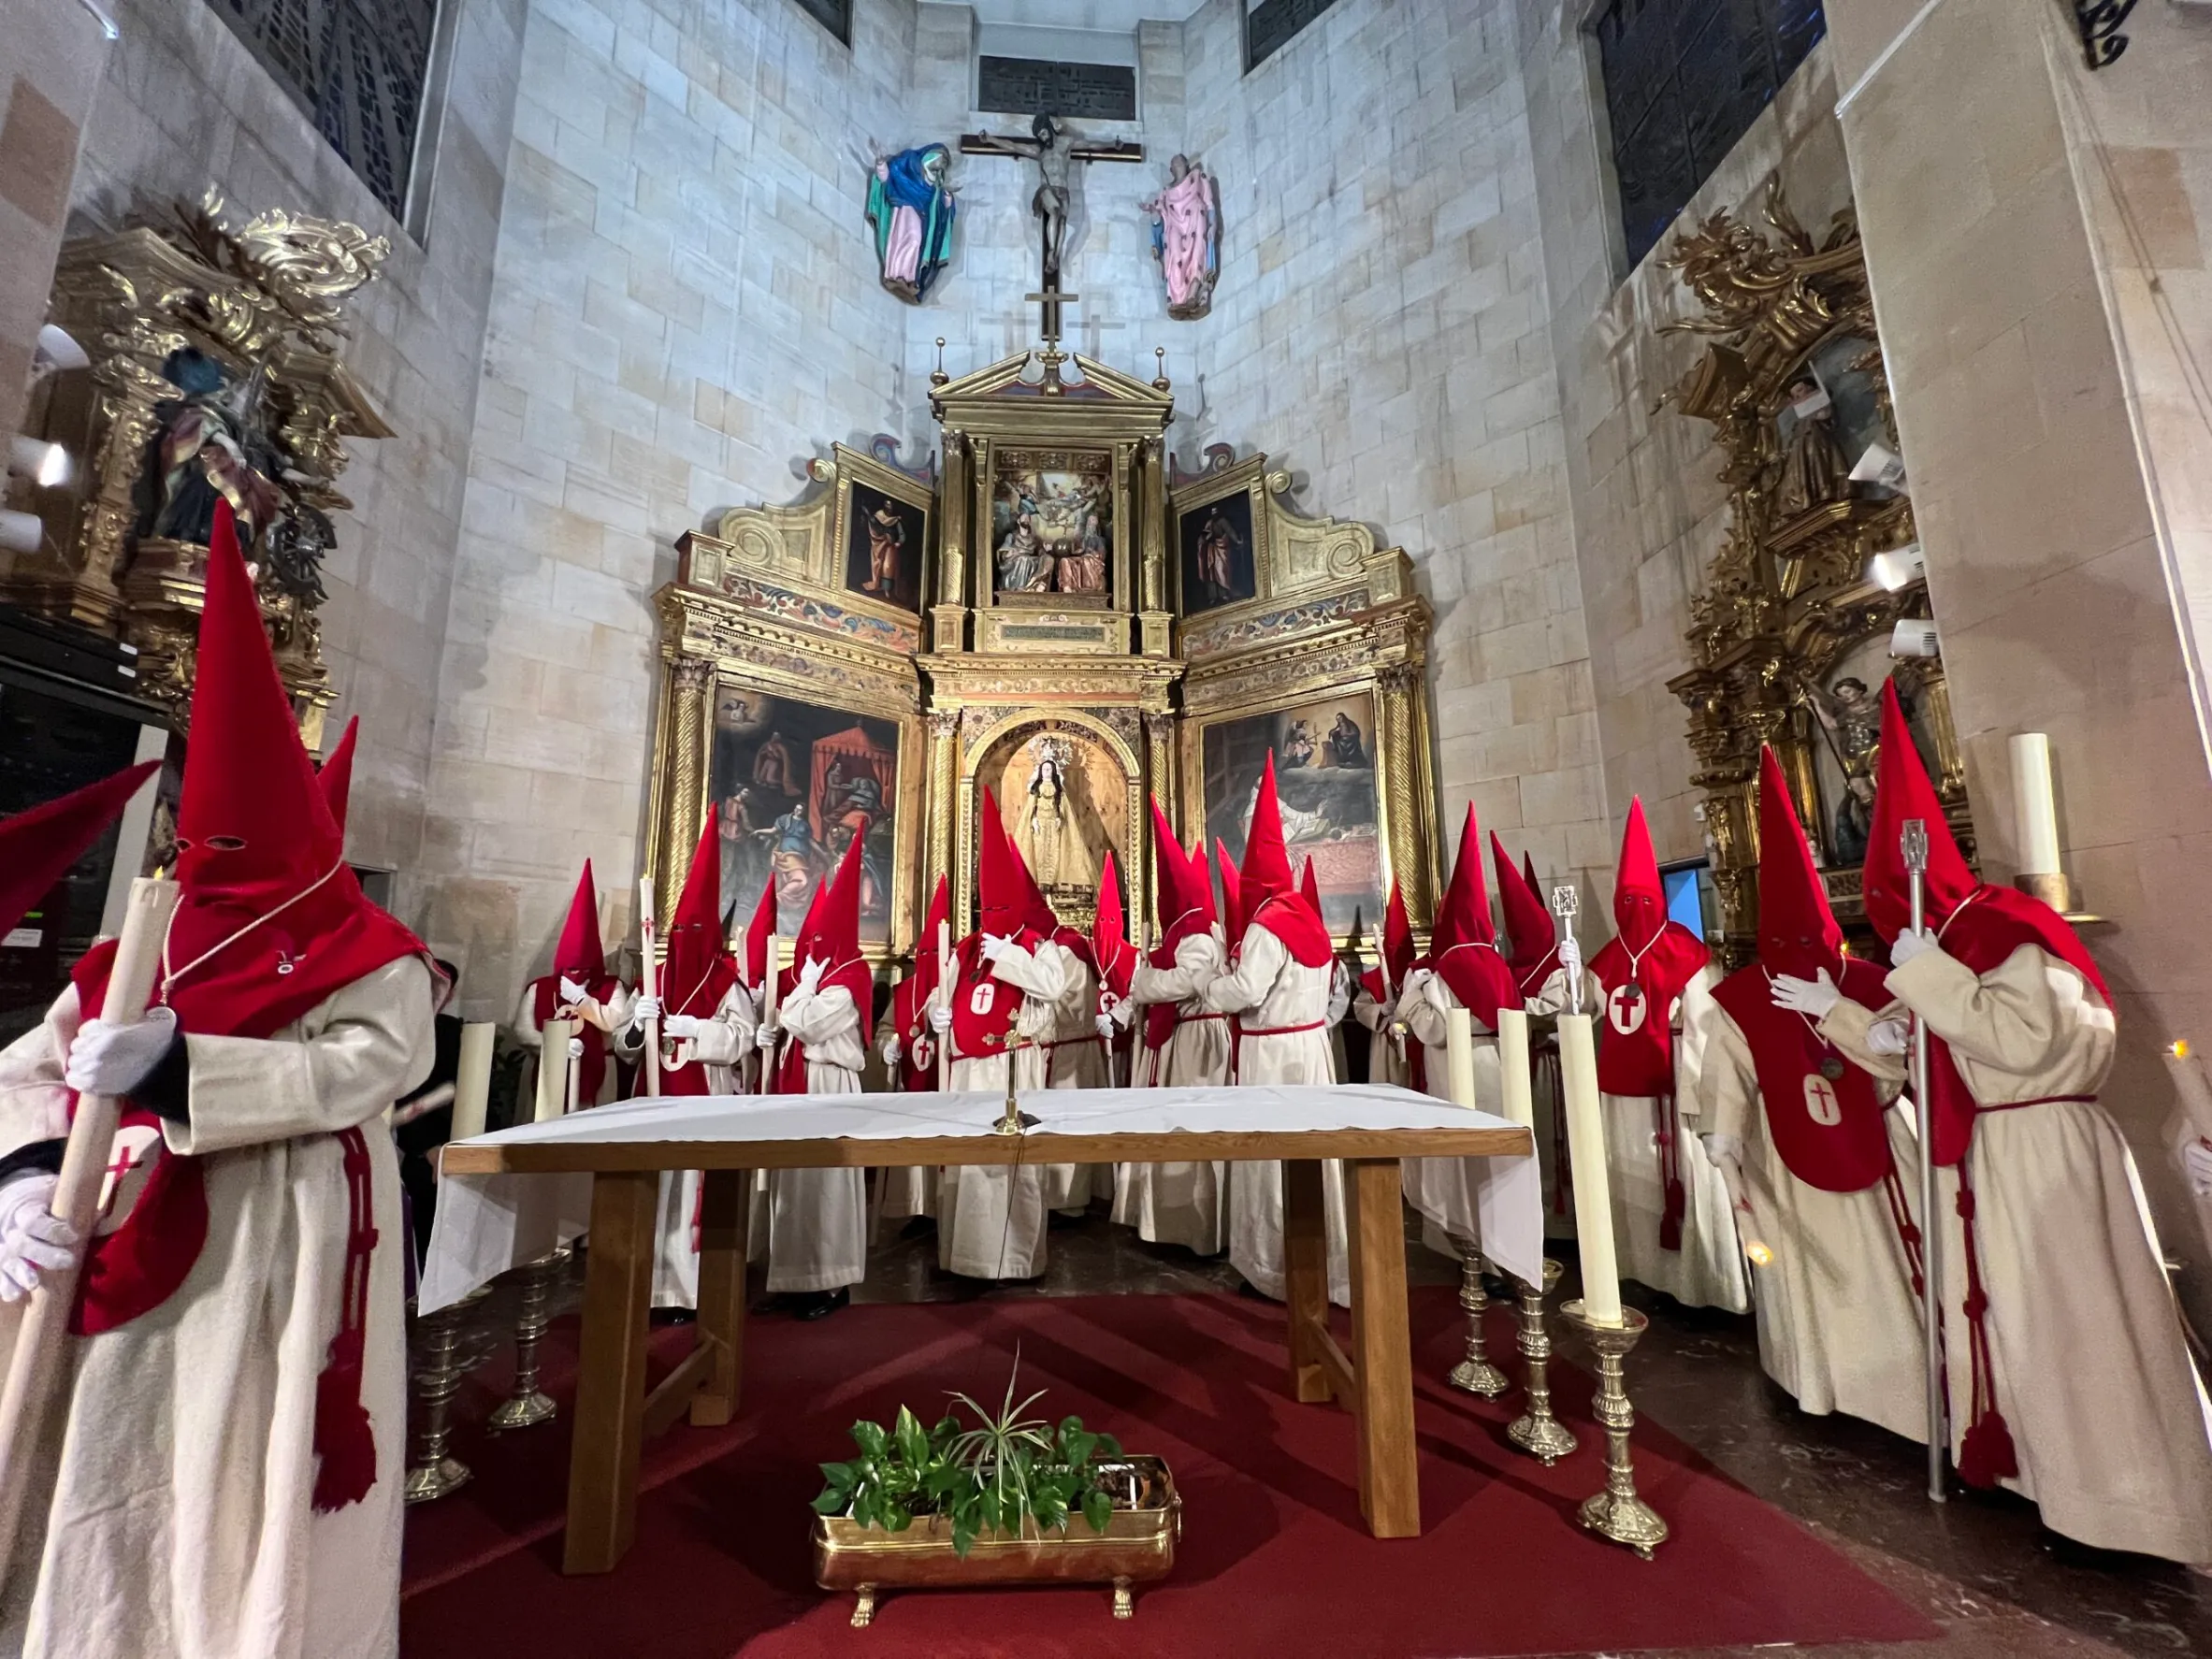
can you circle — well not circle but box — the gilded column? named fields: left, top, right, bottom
left=925, top=708, right=961, bottom=926
left=1144, top=710, right=1178, bottom=940
left=933, top=430, right=970, bottom=653
left=1137, top=438, right=1171, bottom=656
left=1376, top=661, right=1435, bottom=930
left=656, top=655, right=716, bottom=924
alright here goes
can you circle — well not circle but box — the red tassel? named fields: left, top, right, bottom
left=311, top=1332, right=377, bottom=1512
left=1958, top=1407, right=2018, bottom=1490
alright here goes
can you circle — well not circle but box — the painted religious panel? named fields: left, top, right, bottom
left=1177, top=487, right=1257, bottom=615
left=975, top=725, right=1130, bottom=925
left=1799, top=644, right=1943, bottom=871
left=841, top=480, right=927, bottom=615
left=1200, top=689, right=1382, bottom=933
left=990, top=447, right=1114, bottom=604
left=710, top=685, right=902, bottom=942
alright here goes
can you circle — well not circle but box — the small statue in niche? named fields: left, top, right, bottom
left=1773, top=372, right=1852, bottom=517
left=995, top=514, right=1054, bottom=595
left=866, top=144, right=956, bottom=303
left=1024, top=752, right=1071, bottom=890
left=143, top=350, right=286, bottom=548
left=1056, top=512, right=1107, bottom=593
left=1143, top=154, right=1221, bottom=321
left=1800, top=672, right=1882, bottom=865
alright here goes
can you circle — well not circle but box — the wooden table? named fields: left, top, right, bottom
left=441, top=1120, right=1532, bottom=1574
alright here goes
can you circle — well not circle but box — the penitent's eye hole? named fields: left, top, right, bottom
left=171, top=836, right=195, bottom=850
left=207, top=835, right=247, bottom=850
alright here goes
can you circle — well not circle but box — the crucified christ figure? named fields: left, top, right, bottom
left=961, top=115, right=1143, bottom=293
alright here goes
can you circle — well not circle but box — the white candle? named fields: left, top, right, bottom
left=637, top=875, right=661, bottom=1096
left=1444, top=1005, right=1478, bottom=1110
left=1496, top=1007, right=1535, bottom=1129
left=936, top=918, right=953, bottom=1091
left=451, top=1021, right=495, bottom=1141
left=1557, top=1012, right=1623, bottom=1326
left=535, top=1017, right=574, bottom=1121
left=2009, top=732, right=2061, bottom=876
left=2164, top=1041, right=2212, bottom=1141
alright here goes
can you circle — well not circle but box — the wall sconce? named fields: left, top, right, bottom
left=1888, top=619, right=1939, bottom=658
left=1868, top=542, right=1925, bottom=592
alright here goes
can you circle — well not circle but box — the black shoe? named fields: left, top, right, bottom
left=650, top=1306, right=697, bottom=1327
left=1236, top=1277, right=1274, bottom=1303
left=791, top=1288, right=850, bottom=1321
left=898, top=1216, right=937, bottom=1239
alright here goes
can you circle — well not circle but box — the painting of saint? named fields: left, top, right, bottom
left=1178, top=490, right=1256, bottom=614
left=710, top=688, right=901, bottom=940
left=1201, top=690, right=1381, bottom=932
left=844, top=483, right=925, bottom=613
left=991, top=451, right=1113, bottom=601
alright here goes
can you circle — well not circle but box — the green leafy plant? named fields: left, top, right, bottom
left=813, top=1357, right=1124, bottom=1557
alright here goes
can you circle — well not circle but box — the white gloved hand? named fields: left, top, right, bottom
left=566, top=1035, right=586, bottom=1060
left=1769, top=968, right=1840, bottom=1018
left=627, top=994, right=661, bottom=1031
left=1890, top=927, right=1939, bottom=969
left=930, top=1002, right=953, bottom=1034
left=755, top=1022, right=779, bottom=1051
left=980, top=934, right=1010, bottom=964
left=0, top=1175, right=78, bottom=1303
left=1094, top=1014, right=1116, bottom=1043
left=883, top=1035, right=903, bottom=1071
left=795, top=956, right=826, bottom=996
left=64, top=1005, right=178, bottom=1097
left=1423, top=972, right=1453, bottom=1014
left=2181, top=1136, right=2212, bottom=1198
left=660, top=1013, right=701, bottom=1040
left=1556, top=934, right=1582, bottom=979
left=1866, top=1018, right=1909, bottom=1056
left=558, top=975, right=588, bottom=1006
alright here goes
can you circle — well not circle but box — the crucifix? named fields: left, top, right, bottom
left=960, top=114, right=1144, bottom=347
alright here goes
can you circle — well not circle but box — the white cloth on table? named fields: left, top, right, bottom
left=1396, top=967, right=1507, bottom=1258
left=419, top=1081, right=1541, bottom=1309
left=1114, top=930, right=1231, bottom=1253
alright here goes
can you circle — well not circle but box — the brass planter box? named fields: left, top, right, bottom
left=812, top=1457, right=1180, bottom=1626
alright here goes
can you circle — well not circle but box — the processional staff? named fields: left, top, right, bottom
left=1902, top=818, right=1948, bottom=1504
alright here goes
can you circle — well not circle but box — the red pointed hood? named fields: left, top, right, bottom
left=1299, top=856, right=1323, bottom=924
left=1612, top=798, right=1668, bottom=955
left=663, top=813, right=735, bottom=1017
left=555, top=860, right=609, bottom=987
left=1861, top=678, right=1976, bottom=942
left=978, top=788, right=1055, bottom=939
left=1092, top=847, right=1135, bottom=1000
left=316, top=716, right=357, bottom=837
left=1149, top=797, right=1213, bottom=951
left=743, top=872, right=777, bottom=992
left=1754, top=745, right=1843, bottom=979
left=1382, top=878, right=1416, bottom=991
left=1239, top=752, right=1295, bottom=902
left=1430, top=805, right=1517, bottom=1025
left=1493, top=832, right=1557, bottom=989
left=1216, top=839, right=1246, bottom=943
left=0, top=760, right=161, bottom=937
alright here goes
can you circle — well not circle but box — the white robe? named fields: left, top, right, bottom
left=0, top=957, right=435, bottom=1659
left=1207, top=924, right=1351, bottom=1306
left=509, top=978, right=631, bottom=1108
left=1039, top=954, right=1105, bottom=1212
left=631, top=983, right=762, bottom=1309
left=936, top=940, right=1066, bottom=1279
left=1826, top=943, right=2212, bottom=1564
left=1537, top=964, right=1748, bottom=1313
left=1113, top=931, right=1231, bottom=1254
left=874, top=1016, right=935, bottom=1222
left=740, top=983, right=868, bottom=1294
left=1699, top=1002, right=1927, bottom=1444
left=1397, top=968, right=1505, bottom=1257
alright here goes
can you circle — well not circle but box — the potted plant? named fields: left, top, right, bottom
left=810, top=1361, right=1180, bottom=1626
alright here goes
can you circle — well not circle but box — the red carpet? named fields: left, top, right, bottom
left=401, top=1289, right=1935, bottom=1658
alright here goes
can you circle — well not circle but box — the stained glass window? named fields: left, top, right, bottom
left=1591, top=0, right=1826, bottom=270
left=209, top=0, right=438, bottom=224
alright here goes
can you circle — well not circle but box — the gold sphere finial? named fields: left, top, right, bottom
left=931, top=337, right=949, bottom=387
left=1151, top=345, right=1171, bottom=392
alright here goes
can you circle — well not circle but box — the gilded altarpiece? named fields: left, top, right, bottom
left=1660, top=183, right=1969, bottom=961
left=648, top=348, right=1443, bottom=967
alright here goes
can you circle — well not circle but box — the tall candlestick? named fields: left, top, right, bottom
left=637, top=875, right=661, bottom=1097
left=1557, top=1012, right=1622, bottom=1326
left=2164, top=1041, right=2212, bottom=1141
left=535, top=1017, right=574, bottom=1121
left=2009, top=733, right=2061, bottom=876
left=1445, top=1005, right=1478, bottom=1110
left=452, top=1022, right=495, bottom=1141
left=1497, top=1007, right=1535, bottom=1129
left=759, top=934, right=782, bottom=1094
left=936, top=918, right=952, bottom=1091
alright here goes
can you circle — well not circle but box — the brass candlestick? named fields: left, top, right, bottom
left=1505, top=1259, right=1577, bottom=1464
left=1561, top=1299, right=1668, bottom=1559
left=1446, top=1242, right=1508, bottom=1397
left=405, top=1284, right=490, bottom=1504
left=487, top=1247, right=571, bottom=1432
left=992, top=1037, right=1034, bottom=1135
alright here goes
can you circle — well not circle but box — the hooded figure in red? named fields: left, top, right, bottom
left=0, top=759, right=161, bottom=940
left=655, top=815, right=738, bottom=1097
left=774, top=830, right=875, bottom=1095
left=1493, top=833, right=1559, bottom=1000
left=1235, top=754, right=1333, bottom=970
left=0, top=498, right=440, bottom=1655
left=1130, top=799, right=1226, bottom=1073
left=526, top=861, right=625, bottom=1105
left=887, top=874, right=950, bottom=1093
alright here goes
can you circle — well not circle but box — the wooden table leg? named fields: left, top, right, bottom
left=563, top=1169, right=659, bottom=1574
left=689, top=1168, right=749, bottom=1427
left=1283, top=1158, right=1332, bottom=1404
left=1346, top=1157, right=1420, bottom=1538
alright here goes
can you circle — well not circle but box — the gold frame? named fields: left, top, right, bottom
left=1658, top=182, right=1966, bottom=959
left=829, top=448, right=935, bottom=623
left=1168, top=454, right=1270, bottom=622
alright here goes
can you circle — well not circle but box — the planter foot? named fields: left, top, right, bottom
left=1112, top=1578, right=1134, bottom=1620
left=851, top=1586, right=876, bottom=1628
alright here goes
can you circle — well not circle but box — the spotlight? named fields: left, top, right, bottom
left=0, top=510, right=42, bottom=556
left=1889, top=619, right=1940, bottom=658
left=7, top=437, right=71, bottom=489
left=1868, top=542, right=1925, bottom=591
left=33, top=325, right=89, bottom=376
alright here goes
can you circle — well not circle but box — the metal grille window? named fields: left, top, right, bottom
left=1246, top=0, right=1341, bottom=71
left=1592, top=0, right=1826, bottom=270
left=208, top=0, right=437, bottom=224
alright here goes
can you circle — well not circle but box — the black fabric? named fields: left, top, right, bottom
left=396, top=1010, right=463, bottom=1257
left=0, top=1138, right=65, bottom=1186
left=132, top=1031, right=192, bottom=1125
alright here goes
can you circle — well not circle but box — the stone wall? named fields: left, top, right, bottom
left=65, top=0, right=527, bottom=894
left=1173, top=0, right=1611, bottom=902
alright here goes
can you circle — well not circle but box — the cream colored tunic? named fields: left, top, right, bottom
left=937, top=940, right=1066, bottom=1279
left=1398, top=968, right=1505, bottom=1255
left=1039, top=953, right=1105, bottom=1212
left=631, top=981, right=759, bottom=1308
left=752, top=983, right=868, bottom=1294
left=0, top=957, right=434, bottom=1659
left=1537, top=964, right=1747, bottom=1313
left=1825, top=942, right=2212, bottom=1564
left=1699, top=1002, right=1927, bottom=1443
left=1207, top=925, right=1350, bottom=1306
left=1113, top=931, right=1231, bottom=1254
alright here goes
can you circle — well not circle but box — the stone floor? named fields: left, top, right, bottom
left=447, top=1202, right=2211, bottom=1659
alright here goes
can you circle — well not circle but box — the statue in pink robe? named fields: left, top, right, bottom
left=1144, top=154, right=1220, bottom=321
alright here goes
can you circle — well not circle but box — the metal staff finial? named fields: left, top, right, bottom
left=1550, top=884, right=1583, bottom=1017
